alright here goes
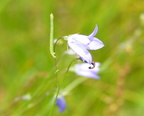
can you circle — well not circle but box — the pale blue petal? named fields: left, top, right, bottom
left=68, top=25, right=104, bottom=51
left=86, top=37, right=104, bottom=50
left=68, top=39, right=92, bottom=64
left=68, top=34, right=90, bottom=45
left=88, top=25, right=98, bottom=40
left=75, top=68, right=100, bottom=79
left=74, top=63, right=100, bottom=79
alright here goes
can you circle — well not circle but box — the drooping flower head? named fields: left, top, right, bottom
left=67, top=25, right=104, bottom=65
left=74, top=62, right=101, bottom=79
left=56, top=96, right=66, bottom=113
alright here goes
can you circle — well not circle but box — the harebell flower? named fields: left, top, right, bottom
left=56, top=96, right=66, bottom=112
left=74, top=62, right=101, bottom=79
left=67, top=25, right=104, bottom=66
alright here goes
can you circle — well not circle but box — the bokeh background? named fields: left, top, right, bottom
left=0, top=0, right=144, bottom=116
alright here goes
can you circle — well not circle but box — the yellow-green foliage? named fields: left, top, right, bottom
left=0, top=0, right=144, bottom=116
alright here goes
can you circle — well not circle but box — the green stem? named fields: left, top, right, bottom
left=50, top=13, right=56, bottom=58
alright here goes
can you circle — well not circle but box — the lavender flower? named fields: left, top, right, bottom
left=74, top=62, right=101, bottom=79
left=56, top=96, right=66, bottom=113
left=67, top=25, right=104, bottom=64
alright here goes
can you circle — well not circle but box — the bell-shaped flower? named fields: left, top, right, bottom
left=56, top=96, right=66, bottom=113
left=67, top=25, right=104, bottom=64
left=74, top=62, right=101, bottom=79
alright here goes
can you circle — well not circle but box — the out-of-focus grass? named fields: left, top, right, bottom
left=0, top=0, right=144, bottom=116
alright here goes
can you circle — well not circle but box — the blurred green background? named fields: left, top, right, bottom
left=0, top=0, right=144, bottom=116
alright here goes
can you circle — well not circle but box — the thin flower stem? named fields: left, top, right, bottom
left=49, top=58, right=79, bottom=115
left=50, top=13, right=56, bottom=58
left=56, top=58, right=79, bottom=96
left=66, top=58, right=80, bottom=76
left=54, top=36, right=64, bottom=54
left=59, top=58, right=80, bottom=92
left=49, top=16, right=67, bottom=115
left=49, top=15, right=68, bottom=115
left=49, top=13, right=59, bottom=116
